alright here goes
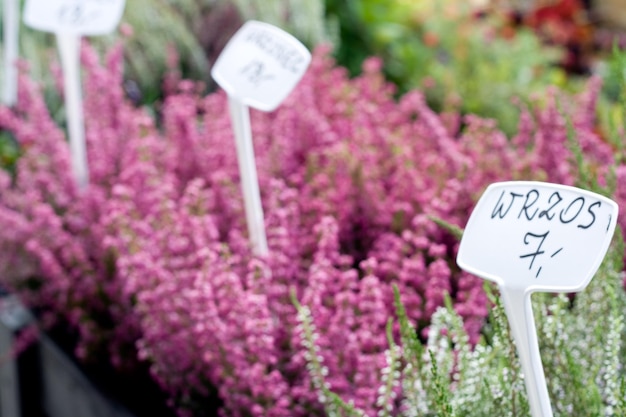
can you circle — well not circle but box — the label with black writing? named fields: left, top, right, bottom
left=457, top=181, right=618, bottom=292
left=211, top=20, right=311, bottom=112
left=24, top=0, right=126, bottom=36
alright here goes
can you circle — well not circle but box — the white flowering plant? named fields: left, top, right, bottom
left=296, top=225, right=626, bottom=417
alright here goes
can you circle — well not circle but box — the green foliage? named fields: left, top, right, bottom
left=600, top=43, right=626, bottom=105
left=325, top=0, right=571, bottom=136
left=104, top=0, right=212, bottom=101
left=564, top=110, right=618, bottom=199
left=536, top=226, right=625, bottom=415
left=300, top=234, right=626, bottom=416
left=598, top=44, right=626, bottom=166
left=231, top=0, right=330, bottom=48
left=428, top=215, right=464, bottom=241
left=0, top=131, right=21, bottom=177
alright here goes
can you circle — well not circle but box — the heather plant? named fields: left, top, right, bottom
left=0, top=39, right=622, bottom=417
left=294, top=75, right=626, bottom=415
left=0, top=42, right=150, bottom=367
left=297, top=224, right=626, bottom=417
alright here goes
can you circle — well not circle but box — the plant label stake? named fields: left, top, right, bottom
left=211, top=20, right=311, bottom=256
left=2, top=0, right=19, bottom=106
left=457, top=181, right=618, bottom=417
left=23, top=0, right=126, bottom=189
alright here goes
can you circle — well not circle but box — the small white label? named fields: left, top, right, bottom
left=457, top=181, right=618, bottom=292
left=23, top=0, right=126, bottom=36
left=211, top=20, right=312, bottom=112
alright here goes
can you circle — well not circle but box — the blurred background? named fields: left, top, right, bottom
left=2, top=0, right=626, bottom=133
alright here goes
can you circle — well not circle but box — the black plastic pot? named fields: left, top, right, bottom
left=0, top=294, right=177, bottom=417
left=38, top=333, right=137, bottom=417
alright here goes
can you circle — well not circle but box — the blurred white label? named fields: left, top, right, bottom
left=24, top=0, right=126, bottom=35
left=211, top=20, right=312, bottom=112
left=457, top=181, right=618, bottom=293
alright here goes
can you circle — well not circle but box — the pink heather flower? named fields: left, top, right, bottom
left=0, top=40, right=619, bottom=417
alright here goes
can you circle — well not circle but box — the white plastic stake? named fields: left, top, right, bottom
left=2, top=0, right=18, bottom=106
left=228, top=95, right=268, bottom=256
left=211, top=21, right=311, bottom=256
left=457, top=181, right=618, bottom=417
left=57, top=33, right=88, bottom=189
left=23, top=0, right=126, bottom=189
left=499, top=287, right=551, bottom=416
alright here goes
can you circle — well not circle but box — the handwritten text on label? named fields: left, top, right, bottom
left=491, top=189, right=603, bottom=229
left=240, top=60, right=274, bottom=87
left=456, top=181, right=618, bottom=417
left=456, top=182, right=618, bottom=292
left=244, top=28, right=307, bottom=74
left=488, top=188, right=612, bottom=279
left=210, top=20, right=312, bottom=111
left=24, top=0, right=125, bottom=35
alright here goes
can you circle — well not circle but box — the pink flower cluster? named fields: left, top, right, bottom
left=0, top=41, right=617, bottom=416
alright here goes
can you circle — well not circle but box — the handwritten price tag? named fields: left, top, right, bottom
left=457, top=181, right=618, bottom=292
left=24, top=0, right=126, bottom=35
left=457, top=181, right=618, bottom=417
left=211, top=20, right=312, bottom=111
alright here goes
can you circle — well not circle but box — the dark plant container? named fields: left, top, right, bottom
left=0, top=293, right=179, bottom=417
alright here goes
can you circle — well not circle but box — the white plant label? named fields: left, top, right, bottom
left=212, top=21, right=311, bottom=256
left=211, top=20, right=312, bottom=112
left=2, top=0, right=19, bottom=106
left=24, top=0, right=126, bottom=36
left=457, top=181, right=617, bottom=292
left=457, top=181, right=618, bottom=417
